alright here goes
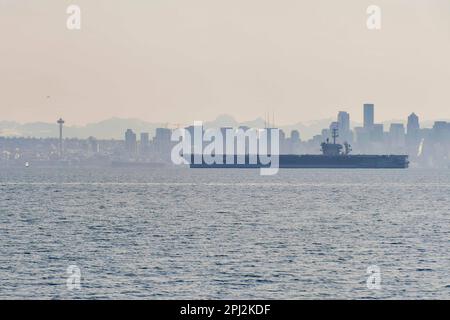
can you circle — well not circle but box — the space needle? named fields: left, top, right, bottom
left=57, top=118, right=65, bottom=158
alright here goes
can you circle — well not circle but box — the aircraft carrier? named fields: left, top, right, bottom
left=190, top=129, right=409, bottom=169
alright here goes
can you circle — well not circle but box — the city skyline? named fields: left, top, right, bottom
left=3, top=103, right=450, bottom=168
left=0, top=108, right=450, bottom=137
left=1, top=110, right=449, bottom=141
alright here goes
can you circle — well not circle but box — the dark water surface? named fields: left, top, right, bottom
left=0, top=167, right=449, bottom=299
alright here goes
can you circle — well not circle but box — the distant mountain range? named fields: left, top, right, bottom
left=0, top=115, right=445, bottom=140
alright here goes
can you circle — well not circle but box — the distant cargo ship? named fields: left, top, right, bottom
left=190, top=129, right=409, bottom=169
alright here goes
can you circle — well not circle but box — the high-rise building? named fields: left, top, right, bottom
left=432, top=121, right=450, bottom=143
left=407, top=113, right=420, bottom=134
left=154, top=128, right=172, bottom=154
left=291, top=130, right=300, bottom=142
left=406, top=113, right=421, bottom=150
left=337, top=111, right=352, bottom=143
left=363, top=104, right=374, bottom=129
left=153, top=128, right=173, bottom=161
left=338, top=111, right=350, bottom=133
left=140, top=132, right=149, bottom=144
left=125, top=129, right=137, bottom=155
left=154, top=128, right=171, bottom=141
left=289, top=130, right=301, bottom=154
left=140, top=132, right=150, bottom=154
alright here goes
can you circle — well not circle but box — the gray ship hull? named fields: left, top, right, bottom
left=189, top=154, right=409, bottom=169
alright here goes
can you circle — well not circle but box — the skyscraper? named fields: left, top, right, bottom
left=337, top=111, right=351, bottom=143
left=140, top=132, right=149, bottom=144
left=140, top=132, right=150, bottom=154
left=406, top=113, right=421, bottom=150
left=289, top=130, right=301, bottom=154
left=432, top=121, right=450, bottom=143
left=407, top=113, right=420, bottom=134
left=363, top=104, right=374, bottom=129
left=153, top=128, right=173, bottom=160
left=125, top=129, right=137, bottom=156
left=337, top=111, right=350, bottom=134
left=291, top=130, right=300, bottom=142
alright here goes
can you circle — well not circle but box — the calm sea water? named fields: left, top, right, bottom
left=0, top=167, right=449, bottom=299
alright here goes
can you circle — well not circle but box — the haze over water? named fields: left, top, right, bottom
left=0, top=167, right=449, bottom=299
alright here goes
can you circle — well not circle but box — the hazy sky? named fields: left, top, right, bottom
left=1, top=0, right=449, bottom=125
